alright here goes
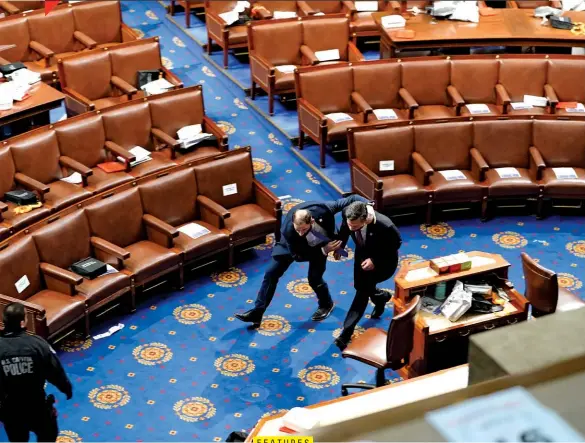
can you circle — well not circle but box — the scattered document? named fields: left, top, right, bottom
left=273, top=10, right=296, bottom=19
left=7, top=68, right=41, bottom=85
left=553, top=167, right=578, bottom=180
left=178, top=223, right=211, bottom=239
left=118, top=146, right=152, bottom=167
left=439, top=170, right=466, bottom=181
left=382, top=14, right=406, bottom=29
left=275, top=65, right=296, bottom=74
left=496, top=167, right=521, bottom=179
left=234, top=0, right=250, bottom=13
left=449, top=1, right=479, bottom=23
left=219, top=9, right=239, bottom=25
left=426, top=386, right=585, bottom=442
left=562, top=0, right=585, bottom=11
left=60, top=172, right=83, bottom=185
left=315, top=49, right=340, bottom=62
left=93, top=323, right=124, bottom=340
left=465, top=104, right=490, bottom=114
left=523, top=95, right=548, bottom=107
left=325, top=112, right=353, bottom=123
left=373, top=108, right=398, bottom=120
left=510, top=102, right=533, bottom=110
left=566, top=103, right=585, bottom=113
left=141, top=78, right=174, bottom=96
left=177, top=124, right=213, bottom=149
left=355, top=1, right=379, bottom=12
left=103, top=264, right=119, bottom=276
left=470, top=255, right=496, bottom=268
left=404, top=267, right=438, bottom=282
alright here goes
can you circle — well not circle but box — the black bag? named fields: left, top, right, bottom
left=137, top=69, right=162, bottom=89
left=70, top=257, right=107, bottom=280
left=4, top=189, right=38, bottom=206
left=550, top=16, right=573, bottom=30
left=0, top=62, right=25, bottom=76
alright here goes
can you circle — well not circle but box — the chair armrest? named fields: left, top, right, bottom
left=342, top=0, right=357, bottom=13
left=0, top=1, right=20, bottom=14
left=202, top=116, right=228, bottom=149
left=297, top=0, right=316, bottom=15
left=447, top=85, right=465, bottom=116
left=253, top=179, right=281, bottom=215
left=544, top=84, right=559, bottom=113
left=197, top=195, right=230, bottom=228
left=143, top=214, right=179, bottom=248
left=111, top=75, right=138, bottom=98
left=255, top=6, right=273, bottom=19
left=40, top=263, right=83, bottom=296
left=0, top=55, right=9, bottom=65
left=73, top=30, right=97, bottom=49
left=104, top=141, right=135, bottom=172
left=347, top=42, right=365, bottom=62
left=163, top=67, right=183, bottom=88
left=249, top=51, right=275, bottom=87
left=59, top=156, right=93, bottom=187
left=14, top=173, right=49, bottom=203
left=63, top=87, right=95, bottom=111
left=0, top=201, right=7, bottom=223
left=351, top=91, right=373, bottom=123
left=529, top=146, right=546, bottom=181
left=412, top=152, right=434, bottom=186
left=399, top=88, right=419, bottom=119
left=29, top=41, right=54, bottom=67
left=0, top=294, right=47, bottom=338
left=470, top=148, right=489, bottom=182
left=152, top=128, right=180, bottom=160
left=300, top=45, right=319, bottom=65
left=90, top=236, right=130, bottom=260
left=495, top=84, right=511, bottom=114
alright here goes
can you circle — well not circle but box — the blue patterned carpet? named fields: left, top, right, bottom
left=2, top=2, right=584, bottom=442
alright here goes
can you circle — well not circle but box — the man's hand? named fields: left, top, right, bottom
left=361, top=258, right=375, bottom=271
left=323, top=240, right=342, bottom=254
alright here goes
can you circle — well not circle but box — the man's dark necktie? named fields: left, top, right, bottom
left=355, top=229, right=365, bottom=247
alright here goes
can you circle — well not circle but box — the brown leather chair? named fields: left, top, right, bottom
left=521, top=252, right=585, bottom=317
left=348, top=125, right=431, bottom=222
left=340, top=295, right=420, bottom=395
left=205, top=0, right=249, bottom=69
left=450, top=58, right=500, bottom=116
left=251, top=1, right=299, bottom=19
left=193, top=149, right=281, bottom=264
left=0, top=237, right=88, bottom=340
left=299, top=1, right=354, bottom=14
left=497, top=59, right=551, bottom=115
left=348, top=1, right=392, bottom=42
left=8, top=130, right=93, bottom=212
left=84, top=188, right=184, bottom=293
left=170, top=0, right=204, bottom=28
left=32, top=210, right=134, bottom=315
left=546, top=58, right=585, bottom=116
left=413, top=122, right=486, bottom=221
left=148, top=86, right=228, bottom=164
left=139, top=168, right=231, bottom=269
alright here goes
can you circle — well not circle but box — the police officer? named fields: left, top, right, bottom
left=0, top=302, right=73, bottom=442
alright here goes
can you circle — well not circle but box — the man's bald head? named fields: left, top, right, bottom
left=292, top=209, right=313, bottom=236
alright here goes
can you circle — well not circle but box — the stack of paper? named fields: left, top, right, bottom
left=325, top=112, right=353, bottom=123
left=7, top=68, right=41, bottom=85
left=219, top=9, right=239, bottom=25
left=523, top=95, right=548, bottom=107
left=273, top=11, right=297, bottom=19
left=234, top=0, right=250, bottom=12
left=553, top=167, right=578, bottom=180
left=275, top=65, right=296, bottom=74
left=373, top=108, right=398, bottom=120
left=177, top=222, right=211, bottom=239
left=566, top=103, right=585, bottom=113
left=495, top=167, right=521, bottom=179
left=439, top=170, right=466, bottom=181
left=382, top=14, right=406, bottom=29
left=60, top=172, right=83, bottom=184
left=315, top=49, right=340, bottom=62
left=449, top=0, right=479, bottom=23
left=355, top=1, right=379, bottom=12
left=118, top=146, right=152, bottom=167
left=177, top=124, right=213, bottom=149
left=0, top=83, right=14, bottom=110
left=510, top=102, right=533, bottom=110
left=466, top=104, right=491, bottom=114
left=141, top=78, right=174, bottom=96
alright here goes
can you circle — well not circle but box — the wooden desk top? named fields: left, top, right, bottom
left=374, top=9, right=585, bottom=45
left=0, top=82, right=64, bottom=122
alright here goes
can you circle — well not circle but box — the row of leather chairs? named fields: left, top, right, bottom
left=58, top=37, right=183, bottom=115
left=0, top=148, right=281, bottom=341
left=348, top=117, right=585, bottom=223
left=0, top=1, right=137, bottom=84
left=295, top=55, right=585, bottom=167
left=0, top=86, right=227, bottom=240
left=249, top=14, right=364, bottom=114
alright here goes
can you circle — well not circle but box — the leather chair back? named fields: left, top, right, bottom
left=72, top=1, right=123, bottom=45
left=9, top=130, right=64, bottom=184
left=386, top=295, right=420, bottom=366
left=302, top=16, right=349, bottom=61
left=450, top=59, right=498, bottom=104
left=149, top=88, right=205, bottom=139
left=0, top=17, right=33, bottom=62
left=353, top=63, right=401, bottom=109
left=205, top=1, right=237, bottom=14
left=547, top=59, right=585, bottom=103
left=304, top=1, right=344, bottom=13
left=250, top=20, right=303, bottom=66
left=109, top=38, right=162, bottom=87
left=499, top=59, right=547, bottom=102
left=414, top=122, right=473, bottom=171
left=139, top=169, right=198, bottom=227
left=521, top=252, right=558, bottom=315
left=55, top=114, right=109, bottom=169
left=8, top=1, right=44, bottom=11
left=401, top=59, right=450, bottom=106
left=351, top=126, right=414, bottom=177
left=102, top=101, right=154, bottom=152
left=60, top=50, right=113, bottom=100
left=0, top=147, right=16, bottom=199
left=473, top=120, right=532, bottom=168
left=27, top=7, right=78, bottom=56
left=0, top=237, right=42, bottom=300
left=533, top=121, right=585, bottom=168
left=85, top=188, right=145, bottom=248
left=194, top=150, right=254, bottom=209
left=514, top=1, right=550, bottom=7
left=260, top=1, right=297, bottom=12
left=33, top=211, right=92, bottom=270
left=298, top=65, right=352, bottom=114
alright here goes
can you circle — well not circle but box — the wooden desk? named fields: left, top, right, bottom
left=0, top=82, right=64, bottom=139
left=374, top=9, right=585, bottom=58
left=246, top=365, right=469, bottom=441
left=394, top=251, right=529, bottom=378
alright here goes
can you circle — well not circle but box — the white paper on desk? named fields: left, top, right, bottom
left=465, top=104, right=490, bottom=114
left=566, top=103, right=585, bottom=112
left=510, top=102, right=534, bottom=110
left=117, top=146, right=152, bottom=167
left=273, top=10, right=297, bottom=19
left=496, top=167, right=521, bottom=179
left=315, top=49, right=340, bottom=62
left=373, top=108, right=398, bottom=120
left=219, top=10, right=239, bottom=25
left=449, top=1, right=479, bottom=23
left=235, top=0, right=250, bottom=13
left=355, top=1, right=379, bottom=12
left=275, top=64, right=296, bottom=74
left=553, top=167, right=578, bottom=180
left=439, top=170, right=466, bottom=181
left=60, top=172, right=83, bottom=184
left=470, top=255, right=496, bottom=268
left=404, top=266, right=438, bottom=282
left=382, top=14, right=406, bottom=28
left=178, top=222, right=211, bottom=239
left=93, top=323, right=124, bottom=340
left=426, top=386, right=585, bottom=442
left=141, top=78, right=174, bottom=95
left=325, top=112, right=353, bottom=123
left=0, top=83, right=13, bottom=110
left=563, top=0, right=585, bottom=11
left=7, top=68, right=40, bottom=85
left=524, top=94, right=548, bottom=107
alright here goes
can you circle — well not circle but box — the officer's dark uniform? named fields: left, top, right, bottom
left=0, top=329, right=72, bottom=442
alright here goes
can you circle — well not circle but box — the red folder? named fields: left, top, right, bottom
left=97, top=162, right=126, bottom=173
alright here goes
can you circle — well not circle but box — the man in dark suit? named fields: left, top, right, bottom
left=334, top=199, right=403, bottom=350
left=235, top=195, right=363, bottom=327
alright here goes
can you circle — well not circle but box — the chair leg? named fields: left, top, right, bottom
left=176, top=264, right=185, bottom=290
left=84, top=309, right=90, bottom=339
left=341, top=383, right=376, bottom=397
left=375, top=368, right=386, bottom=387
left=185, top=3, right=191, bottom=28
left=129, top=282, right=137, bottom=313
left=170, top=0, right=175, bottom=16
left=251, top=81, right=256, bottom=100
left=268, top=90, right=274, bottom=116
left=298, top=130, right=304, bottom=150
left=223, top=46, right=229, bottom=69
left=228, top=247, right=235, bottom=268
left=481, top=196, right=489, bottom=222
left=536, top=190, right=544, bottom=219
left=207, top=37, right=212, bottom=55
left=425, top=197, right=433, bottom=226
